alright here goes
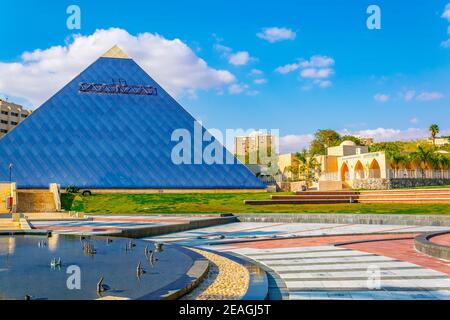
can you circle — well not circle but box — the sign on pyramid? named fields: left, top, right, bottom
left=0, top=46, right=265, bottom=191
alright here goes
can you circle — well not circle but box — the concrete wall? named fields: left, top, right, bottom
left=290, top=181, right=307, bottom=192
left=353, top=178, right=450, bottom=190
left=318, top=180, right=343, bottom=191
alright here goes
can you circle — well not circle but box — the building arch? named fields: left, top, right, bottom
left=354, top=161, right=365, bottom=180
left=369, top=159, right=381, bottom=178
left=341, top=163, right=350, bottom=181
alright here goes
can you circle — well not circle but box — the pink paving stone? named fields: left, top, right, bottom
left=92, top=217, right=191, bottom=223
left=228, top=233, right=418, bottom=250
left=342, top=239, right=450, bottom=275
left=430, top=234, right=450, bottom=247
left=33, top=225, right=121, bottom=232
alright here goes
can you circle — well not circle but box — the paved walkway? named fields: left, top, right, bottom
left=30, top=215, right=215, bottom=234
left=232, top=245, right=450, bottom=300
left=148, top=222, right=450, bottom=300
left=431, top=234, right=450, bottom=246
left=148, top=221, right=449, bottom=246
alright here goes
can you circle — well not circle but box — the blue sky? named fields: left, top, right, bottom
left=1, top=0, right=450, bottom=152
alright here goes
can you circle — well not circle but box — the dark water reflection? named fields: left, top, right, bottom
left=0, top=235, right=194, bottom=300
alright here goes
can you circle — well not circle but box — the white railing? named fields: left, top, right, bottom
left=354, top=170, right=365, bottom=180
left=319, top=172, right=339, bottom=181
left=388, top=169, right=450, bottom=179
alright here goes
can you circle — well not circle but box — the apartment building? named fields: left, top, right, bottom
left=235, top=131, right=276, bottom=165
left=0, top=99, right=32, bottom=138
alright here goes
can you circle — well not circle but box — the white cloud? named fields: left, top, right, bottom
left=257, top=27, right=297, bottom=43
left=214, top=44, right=233, bottom=54
left=443, top=3, right=450, bottom=21
left=403, top=90, right=416, bottom=101
left=276, top=55, right=335, bottom=89
left=374, top=93, right=390, bottom=103
left=249, top=69, right=263, bottom=76
left=345, top=128, right=430, bottom=142
left=301, top=68, right=334, bottom=79
left=228, top=83, right=248, bottom=95
left=246, top=90, right=260, bottom=96
left=410, top=117, right=419, bottom=124
left=442, top=38, right=450, bottom=48
left=299, top=55, right=335, bottom=68
left=314, top=80, right=332, bottom=88
left=215, top=43, right=254, bottom=67
left=415, top=91, right=444, bottom=101
left=279, top=134, right=314, bottom=153
left=275, top=63, right=300, bottom=74
left=441, top=5, right=450, bottom=47
left=228, top=51, right=251, bottom=66
left=0, top=28, right=236, bottom=107
left=253, top=78, right=267, bottom=85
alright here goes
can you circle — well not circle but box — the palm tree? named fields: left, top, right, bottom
left=284, top=165, right=299, bottom=182
left=386, top=151, right=407, bottom=178
left=429, top=124, right=440, bottom=146
left=434, top=153, right=450, bottom=178
left=409, top=145, right=435, bottom=178
left=295, top=150, right=322, bottom=188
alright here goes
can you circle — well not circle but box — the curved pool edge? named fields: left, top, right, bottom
left=190, top=247, right=270, bottom=300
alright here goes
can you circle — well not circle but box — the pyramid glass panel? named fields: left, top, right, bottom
left=0, top=48, right=265, bottom=190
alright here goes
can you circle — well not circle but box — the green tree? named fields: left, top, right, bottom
left=385, top=150, right=408, bottom=178
left=429, top=124, right=440, bottom=146
left=369, top=142, right=403, bottom=154
left=409, top=145, right=436, bottom=178
left=433, top=153, right=450, bottom=177
left=296, top=150, right=322, bottom=188
left=283, top=165, right=299, bottom=182
left=309, top=129, right=341, bottom=155
left=341, top=135, right=363, bottom=146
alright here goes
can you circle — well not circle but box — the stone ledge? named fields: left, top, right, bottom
left=237, top=213, right=450, bottom=227
left=160, top=258, right=210, bottom=300
left=104, top=216, right=238, bottom=239
left=414, top=231, right=450, bottom=261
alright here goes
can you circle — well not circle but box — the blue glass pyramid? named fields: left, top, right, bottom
left=0, top=47, right=265, bottom=190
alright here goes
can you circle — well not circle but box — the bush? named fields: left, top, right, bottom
left=65, top=185, right=80, bottom=194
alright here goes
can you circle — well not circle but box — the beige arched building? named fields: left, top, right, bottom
left=318, top=141, right=388, bottom=189
left=277, top=140, right=450, bottom=190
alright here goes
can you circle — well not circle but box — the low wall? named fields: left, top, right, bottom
left=81, top=188, right=266, bottom=194
left=106, top=216, right=238, bottom=239
left=237, top=213, right=450, bottom=227
left=414, top=231, right=450, bottom=261
left=289, top=182, right=307, bottom=192
left=352, top=178, right=450, bottom=190
left=318, top=180, right=343, bottom=191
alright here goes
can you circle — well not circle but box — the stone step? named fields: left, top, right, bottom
left=245, top=199, right=354, bottom=205
left=358, top=198, right=450, bottom=204
left=365, top=193, right=450, bottom=197
left=295, top=191, right=359, bottom=196
left=273, top=195, right=357, bottom=200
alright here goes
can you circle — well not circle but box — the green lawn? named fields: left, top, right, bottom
left=61, top=192, right=450, bottom=215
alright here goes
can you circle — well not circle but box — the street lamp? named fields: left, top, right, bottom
left=8, top=163, right=13, bottom=182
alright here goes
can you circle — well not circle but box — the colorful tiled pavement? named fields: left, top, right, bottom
left=28, top=216, right=450, bottom=300
left=30, top=215, right=215, bottom=234
left=148, top=222, right=450, bottom=300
